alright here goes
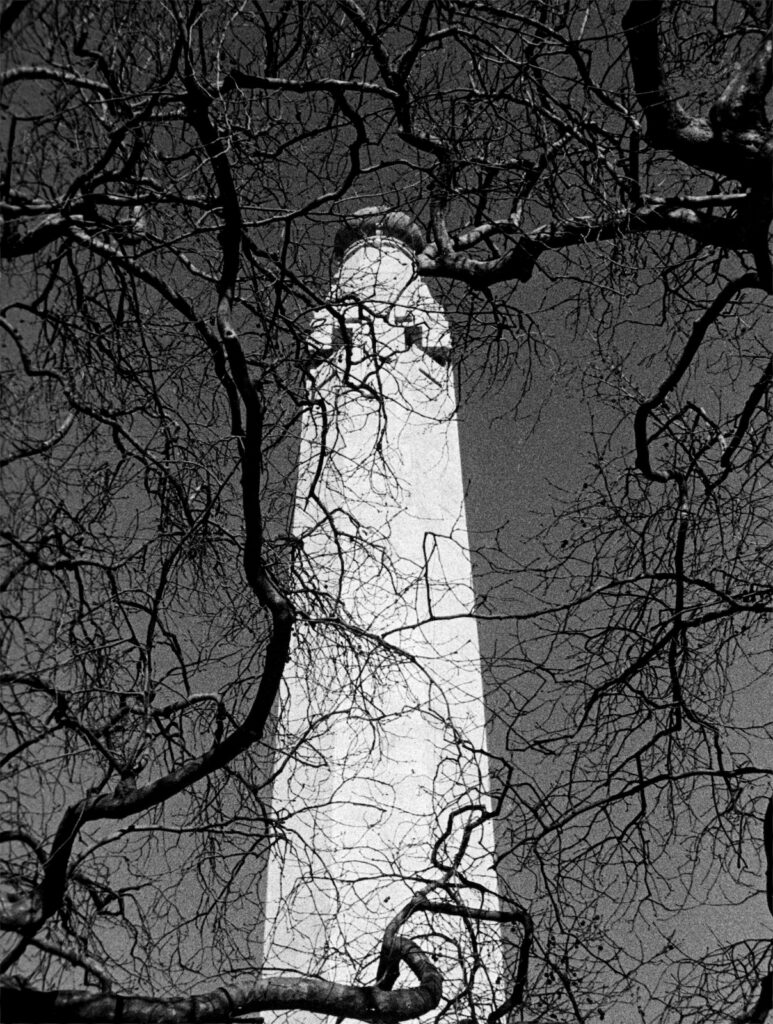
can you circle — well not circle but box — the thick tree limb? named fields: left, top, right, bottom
left=623, top=0, right=772, bottom=188
left=0, top=938, right=442, bottom=1023
left=376, top=892, right=532, bottom=1023
left=1, top=197, right=758, bottom=296
left=0, top=1, right=29, bottom=35
left=0, top=213, right=73, bottom=257
left=417, top=201, right=752, bottom=288
left=735, top=973, right=773, bottom=1024
left=713, top=37, right=773, bottom=138
left=225, top=68, right=396, bottom=100
left=0, top=67, right=114, bottom=97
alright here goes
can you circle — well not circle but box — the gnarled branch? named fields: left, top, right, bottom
left=0, top=937, right=441, bottom=1023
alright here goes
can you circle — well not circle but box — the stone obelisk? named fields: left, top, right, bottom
left=264, top=209, right=501, bottom=1017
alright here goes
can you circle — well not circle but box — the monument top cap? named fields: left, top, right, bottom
left=333, top=207, right=426, bottom=262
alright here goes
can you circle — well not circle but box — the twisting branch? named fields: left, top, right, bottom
left=0, top=47, right=296, bottom=941
left=0, top=938, right=442, bottom=1023
left=377, top=890, right=532, bottom=1022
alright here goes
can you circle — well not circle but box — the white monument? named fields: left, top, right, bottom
left=264, top=209, right=502, bottom=1019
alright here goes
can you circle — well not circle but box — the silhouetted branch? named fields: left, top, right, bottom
left=0, top=938, right=441, bottom=1022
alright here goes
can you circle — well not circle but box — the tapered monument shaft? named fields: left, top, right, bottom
left=264, top=209, right=501, bottom=1019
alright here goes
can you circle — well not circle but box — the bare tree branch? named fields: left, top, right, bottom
left=0, top=938, right=442, bottom=1023
left=623, top=0, right=772, bottom=187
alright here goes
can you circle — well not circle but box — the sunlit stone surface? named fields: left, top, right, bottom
left=264, top=210, right=502, bottom=1019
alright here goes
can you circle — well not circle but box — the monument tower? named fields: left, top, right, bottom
left=264, top=209, right=502, bottom=1017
